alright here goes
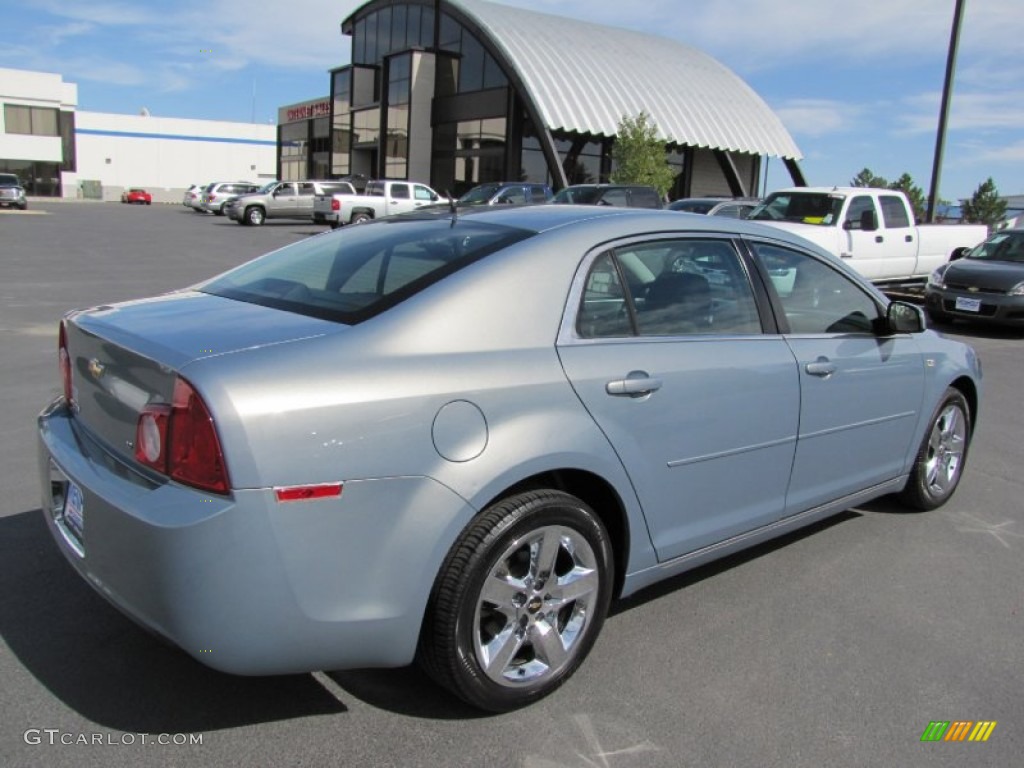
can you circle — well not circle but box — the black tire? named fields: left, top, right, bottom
left=329, top=220, right=341, bottom=230
left=214, top=208, right=224, bottom=216
left=900, top=388, right=971, bottom=511
left=351, top=212, right=372, bottom=225
left=245, top=206, right=265, bottom=226
left=418, top=490, right=613, bottom=712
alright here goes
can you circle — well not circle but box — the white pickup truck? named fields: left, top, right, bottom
left=748, top=187, right=987, bottom=284
left=313, top=179, right=441, bottom=228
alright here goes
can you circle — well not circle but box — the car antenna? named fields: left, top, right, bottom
left=447, top=190, right=458, bottom=226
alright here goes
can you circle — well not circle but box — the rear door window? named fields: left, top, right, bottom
left=201, top=219, right=534, bottom=324
left=578, top=238, right=763, bottom=338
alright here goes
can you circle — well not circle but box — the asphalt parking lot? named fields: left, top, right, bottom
left=1, top=201, right=1021, bottom=767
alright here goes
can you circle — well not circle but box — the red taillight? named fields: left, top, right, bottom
left=58, top=321, right=73, bottom=405
left=209, top=193, right=216, bottom=201
left=134, top=377, right=230, bottom=494
left=331, top=199, right=340, bottom=211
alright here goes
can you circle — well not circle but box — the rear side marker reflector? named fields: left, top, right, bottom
left=274, top=483, right=343, bottom=502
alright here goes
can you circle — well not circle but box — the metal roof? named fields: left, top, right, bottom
left=450, top=0, right=802, bottom=160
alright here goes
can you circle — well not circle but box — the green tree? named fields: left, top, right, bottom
left=961, top=178, right=1007, bottom=231
left=851, top=168, right=889, bottom=188
left=610, top=112, right=675, bottom=197
left=889, top=173, right=927, bottom=223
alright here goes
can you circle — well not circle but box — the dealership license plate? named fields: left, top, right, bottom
left=64, top=481, right=85, bottom=541
left=955, top=297, right=982, bottom=313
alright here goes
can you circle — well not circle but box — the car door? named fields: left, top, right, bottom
left=273, top=182, right=300, bottom=216
left=747, top=240, right=925, bottom=514
left=296, top=182, right=317, bottom=215
left=842, top=194, right=913, bottom=280
left=557, top=237, right=800, bottom=562
left=413, top=184, right=438, bottom=208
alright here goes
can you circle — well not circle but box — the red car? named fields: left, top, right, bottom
left=121, top=188, right=152, bottom=205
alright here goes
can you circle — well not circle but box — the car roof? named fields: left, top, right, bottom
left=415, top=203, right=840, bottom=254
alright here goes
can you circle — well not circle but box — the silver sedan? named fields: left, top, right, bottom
left=39, top=206, right=981, bottom=711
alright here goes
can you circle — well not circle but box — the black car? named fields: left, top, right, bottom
left=455, top=182, right=553, bottom=206
left=925, top=227, right=1024, bottom=326
left=551, top=184, right=662, bottom=209
left=0, top=172, right=28, bottom=210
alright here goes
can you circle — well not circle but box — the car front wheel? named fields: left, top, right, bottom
left=419, top=489, right=613, bottom=712
left=900, top=387, right=971, bottom=510
left=245, top=206, right=265, bottom=226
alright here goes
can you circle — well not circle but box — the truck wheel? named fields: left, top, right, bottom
left=351, top=212, right=372, bottom=225
left=245, top=206, right=265, bottom=226
left=329, top=220, right=341, bottom=230
left=418, top=490, right=613, bottom=712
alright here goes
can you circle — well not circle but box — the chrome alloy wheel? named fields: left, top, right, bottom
left=924, top=402, right=967, bottom=498
left=472, top=525, right=600, bottom=687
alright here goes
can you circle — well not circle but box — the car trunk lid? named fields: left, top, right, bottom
left=63, top=290, right=342, bottom=465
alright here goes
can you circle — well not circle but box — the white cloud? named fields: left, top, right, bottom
left=969, top=139, right=1024, bottom=163
left=773, top=99, right=864, bottom=138
left=896, top=90, right=1024, bottom=133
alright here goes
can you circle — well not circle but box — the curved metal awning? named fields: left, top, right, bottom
left=450, top=0, right=801, bottom=160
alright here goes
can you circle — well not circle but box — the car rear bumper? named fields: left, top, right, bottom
left=38, top=399, right=475, bottom=675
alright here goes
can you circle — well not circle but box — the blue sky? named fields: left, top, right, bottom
left=2, top=0, right=1021, bottom=200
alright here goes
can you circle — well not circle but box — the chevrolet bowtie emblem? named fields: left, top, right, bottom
left=967, top=286, right=980, bottom=293
left=87, top=358, right=105, bottom=379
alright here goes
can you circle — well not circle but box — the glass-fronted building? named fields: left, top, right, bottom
left=283, top=0, right=805, bottom=198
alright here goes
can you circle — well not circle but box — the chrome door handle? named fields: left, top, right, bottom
left=805, top=358, right=837, bottom=378
left=606, top=372, right=662, bottom=397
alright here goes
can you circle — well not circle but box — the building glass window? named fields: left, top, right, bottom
left=332, top=68, right=352, bottom=176
left=459, top=34, right=485, bottom=92
left=385, top=52, right=412, bottom=179
left=280, top=122, right=307, bottom=158
left=311, top=117, right=331, bottom=179
left=439, top=13, right=461, bottom=51
left=377, top=7, right=392, bottom=59
left=4, top=105, right=59, bottom=136
left=405, top=4, right=420, bottom=48
left=0, top=159, right=61, bottom=196
left=352, top=109, right=380, bottom=148
left=420, top=5, right=435, bottom=48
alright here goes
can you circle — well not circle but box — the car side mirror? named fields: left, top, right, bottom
left=879, top=301, right=925, bottom=334
left=950, top=247, right=970, bottom=261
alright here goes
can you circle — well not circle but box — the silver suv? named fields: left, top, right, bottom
left=199, top=181, right=261, bottom=215
left=230, top=180, right=356, bottom=226
left=0, top=173, right=28, bottom=210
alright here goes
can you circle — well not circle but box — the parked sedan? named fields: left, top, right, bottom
left=182, top=184, right=202, bottom=208
left=200, top=181, right=261, bottom=215
left=40, top=207, right=980, bottom=712
left=121, top=188, right=152, bottom=205
left=926, top=227, right=1024, bottom=327
left=551, top=184, right=662, bottom=208
left=668, top=197, right=760, bottom=218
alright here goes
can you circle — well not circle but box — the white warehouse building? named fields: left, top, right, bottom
left=1, top=67, right=277, bottom=203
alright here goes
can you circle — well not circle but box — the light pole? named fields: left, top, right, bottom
left=926, top=0, right=966, bottom=222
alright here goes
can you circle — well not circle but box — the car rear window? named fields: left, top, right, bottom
left=200, top=218, right=535, bottom=324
